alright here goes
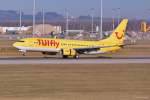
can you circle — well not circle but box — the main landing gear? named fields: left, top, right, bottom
left=61, top=49, right=79, bottom=59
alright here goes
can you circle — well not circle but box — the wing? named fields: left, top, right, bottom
left=74, top=45, right=117, bottom=54
left=118, top=43, right=135, bottom=48
left=75, top=47, right=100, bottom=54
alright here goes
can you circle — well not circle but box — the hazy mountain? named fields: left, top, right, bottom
left=0, top=10, right=64, bottom=22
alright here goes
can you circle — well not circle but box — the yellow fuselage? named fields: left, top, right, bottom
left=13, top=38, right=121, bottom=53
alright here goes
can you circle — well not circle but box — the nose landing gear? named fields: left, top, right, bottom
left=19, top=50, right=26, bottom=56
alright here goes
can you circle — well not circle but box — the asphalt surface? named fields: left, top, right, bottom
left=0, top=57, right=150, bottom=100
left=0, top=56, right=150, bottom=64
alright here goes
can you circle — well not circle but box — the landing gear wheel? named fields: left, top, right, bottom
left=19, top=50, right=26, bottom=56
left=63, top=55, right=68, bottom=59
left=22, top=53, right=26, bottom=56
left=74, top=55, right=79, bottom=59
left=42, top=52, right=47, bottom=58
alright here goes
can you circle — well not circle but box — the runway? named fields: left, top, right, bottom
left=0, top=56, right=150, bottom=64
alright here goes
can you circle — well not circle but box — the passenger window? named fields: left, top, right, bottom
left=34, top=42, right=38, bottom=44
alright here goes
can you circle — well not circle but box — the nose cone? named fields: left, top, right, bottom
left=13, top=42, right=19, bottom=48
left=13, top=42, right=17, bottom=47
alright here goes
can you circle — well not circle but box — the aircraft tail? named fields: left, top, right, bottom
left=106, top=19, right=128, bottom=45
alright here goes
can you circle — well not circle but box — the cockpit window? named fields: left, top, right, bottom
left=18, top=41, right=25, bottom=42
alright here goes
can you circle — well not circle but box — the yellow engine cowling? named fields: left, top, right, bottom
left=63, top=49, right=76, bottom=56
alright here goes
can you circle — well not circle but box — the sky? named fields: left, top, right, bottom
left=0, top=0, right=149, bottom=19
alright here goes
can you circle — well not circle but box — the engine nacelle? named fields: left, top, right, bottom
left=62, top=49, right=76, bottom=56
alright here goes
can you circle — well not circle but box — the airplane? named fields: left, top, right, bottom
left=13, top=19, right=128, bottom=58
